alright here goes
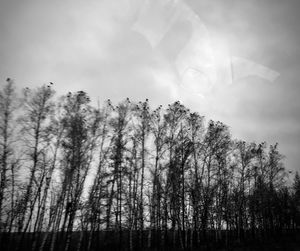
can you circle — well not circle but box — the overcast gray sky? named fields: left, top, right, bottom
left=0, top=0, right=299, bottom=173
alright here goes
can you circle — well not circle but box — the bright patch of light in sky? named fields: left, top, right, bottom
left=133, top=0, right=280, bottom=98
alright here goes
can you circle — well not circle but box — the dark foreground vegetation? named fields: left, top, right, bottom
left=0, top=79, right=300, bottom=251
left=1, top=229, right=300, bottom=251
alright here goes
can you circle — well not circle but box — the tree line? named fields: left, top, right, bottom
left=0, top=79, right=300, bottom=251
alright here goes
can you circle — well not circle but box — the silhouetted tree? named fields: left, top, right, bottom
left=0, top=82, right=298, bottom=251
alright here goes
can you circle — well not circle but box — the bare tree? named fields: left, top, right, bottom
left=0, top=84, right=297, bottom=251
left=16, top=84, right=55, bottom=251
left=0, top=78, right=17, bottom=231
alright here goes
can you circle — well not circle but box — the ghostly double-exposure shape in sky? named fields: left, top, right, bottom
left=132, top=0, right=184, bottom=47
left=132, top=0, right=280, bottom=97
left=231, top=57, right=280, bottom=82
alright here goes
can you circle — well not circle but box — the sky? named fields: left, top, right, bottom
left=0, top=0, right=299, bottom=174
